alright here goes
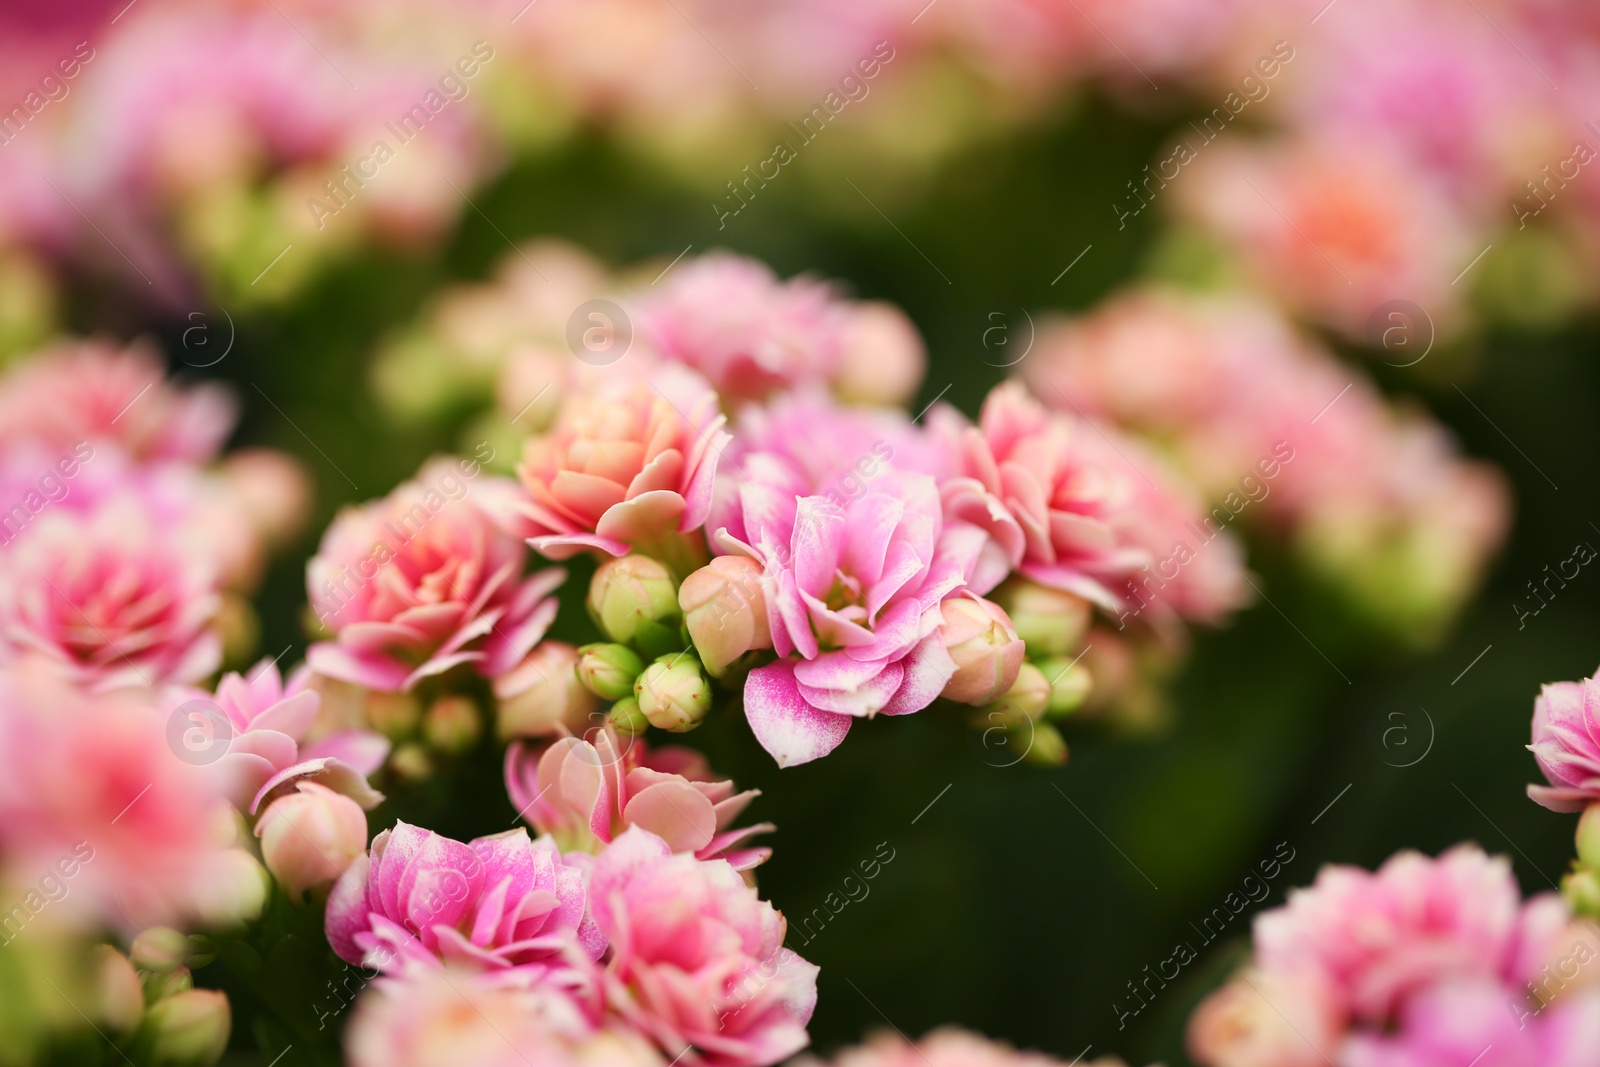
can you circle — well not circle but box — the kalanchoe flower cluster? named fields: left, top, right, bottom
left=1189, top=845, right=1600, bottom=1067
left=806, top=1029, right=1139, bottom=1067
left=1526, top=667, right=1600, bottom=917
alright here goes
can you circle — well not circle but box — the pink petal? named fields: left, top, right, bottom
left=744, top=660, right=852, bottom=768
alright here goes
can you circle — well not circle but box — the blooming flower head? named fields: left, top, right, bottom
left=307, top=456, right=563, bottom=692
left=326, top=822, right=603, bottom=975
left=347, top=965, right=664, bottom=1067
left=0, top=492, right=220, bottom=691
left=632, top=251, right=924, bottom=406
left=509, top=367, right=729, bottom=563
left=164, top=659, right=389, bottom=813
left=1528, top=670, right=1600, bottom=812
left=505, top=725, right=772, bottom=868
left=589, top=827, right=818, bottom=1067
left=0, top=340, right=236, bottom=463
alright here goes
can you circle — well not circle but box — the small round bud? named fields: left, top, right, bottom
left=193, top=850, right=270, bottom=928
left=1563, top=868, right=1600, bottom=918
left=608, top=696, right=650, bottom=735
left=835, top=301, right=925, bottom=407
left=992, top=579, right=1091, bottom=658
left=85, top=945, right=144, bottom=1038
left=587, top=555, right=682, bottom=654
left=577, top=644, right=647, bottom=701
left=143, top=966, right=193, bottom=1006
left=1036, top=657, right=1094, bottom=718
left=255, top=782, right=368, bottom=901
left=982, top=662, right=1051, bottom=722
left=141, top=988, right=231, bottom=1067
left=1578, top=803, right=1600, bottom=873
left=423, top=695, right=481, bottom=754
left=365, top=689, right=423, bottom=740
left=1023, top=722, right=1068, bottom=766
left=389, top=742, right=434, bottom=782
left=938, top=596, right=1024, bottom=706
left=131, top=929, right=201, bottom=974
left=679, top=556, right=772, bottom=677
left=635, top=653, right=712, bottom=732
left=495, top=642, right=597, bottom=739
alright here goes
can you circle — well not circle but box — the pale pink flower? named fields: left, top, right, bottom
left=1528, top=671, right=1600, bottom=812
left=0, top=661, right=236, bottom=930
left=821, top=1029, right=1091, bottom=1067
left=255, top=780, right=368, bottom=899
left=589, top=827, right=818, bottom=1067
left=1341, top=977, right=1600, bottom=1067
left=0, top=340, right=235, bottom=463
left=633, top=252, right=923, bottom=406
left=307, top=457, right=563, bottom=692
left=0, top=492, right=220, bottom=691
left=325, top=821, right=603, bottom=976
left=505, top=725, right=772, bottom=868
left=1187, top=969, right=1341, bottom=1067
left=509, top=367, right=729, bottom=561
left=163, top=659, right=388, bottom=814
left=347, top=966, right=664, bottom=1067
left=734, top=469, right=986, bottom=765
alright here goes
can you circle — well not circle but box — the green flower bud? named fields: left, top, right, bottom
left=85, top=945, right=144, bottom=1038
left=608, top=696, right=651, bottom=736
left=1578, top=803, right=1600, bottom=873
left=140, top=989, right=231, bottom=1067
left=992, top=578, right=1091, bottom=658
left=1563, top=867, right=1600, bottom=919
left=1023, top=721, right=1069, bottom=766
left=982, top=663, right=1051, bottom=723
left=423, top=695, right=481, bottom=755
left=1036, top=657, right=1094, bottom=718
left=588, top=555, right=682, bottom=655
left=635, top=653, right=711, bottom=733
left=577, top=644, right=647, bottom=701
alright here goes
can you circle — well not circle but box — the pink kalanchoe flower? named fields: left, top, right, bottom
left=508, top=367, right=729, bottom=562
left=326, top=821, right=604, bottom=976
left=1528, top=671, right=1600, bottom=812
left=589, top=827, right=819, bottom=1067
left=307, top=456, right=563, bottom=692
left=164, top=659, right=388, bottom=814
left=723, top=470, right=985, bottom=767
left=346, top=965, right=664, bottom=1067
left=820, top=1028, right=1103, bottom=1067
left=0, top=340, right=236, bottom=463
left=505, top=725, right=772, bottom=869
left=631, top=252, right=925, bottom=407
left=0, top=493, right=221, bottom=691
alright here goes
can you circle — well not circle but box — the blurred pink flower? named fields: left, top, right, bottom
left=0, top=340, right=236, bottom=463
left=820, top=1028, right=1089, bottom=1067
left=589, top=827, right=818, bottom=1067
left=0, top=492, right=220, bottom=691
left=307, top=457, right=563, bottom=692
left=347, top=965, right=664, bottom=1067
left=1528, top=671, right=1600, bottom=812
left=505, top=725, right=772, bottom=868
left=726, top=470, right=985, bottom=766
left=0, top=661, right=235, bottom=930
left=164, top=659, right=388, bottom=814
left=632, top=252, right=925, bottom=407
left=1341, top=977, right=1600, bottom=1067
left=326, top=821, right=603, bottom=975
left=510, top=368, right=729, bottom=561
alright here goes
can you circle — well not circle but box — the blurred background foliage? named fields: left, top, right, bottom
left=57, top=91, right=1599, bottom=1067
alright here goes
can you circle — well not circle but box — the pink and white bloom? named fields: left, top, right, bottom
left=821, top=1028, right=1098, bottom=1067
left=0, top=340, right=236, bottom=463
left=509, top=368, right=729, bottom=561
left=505, top=726, right=772, bottom=868
left=163, top=659, right=388, bottom=814
left=721, top=468, right=985, bottom=766
left=347, top=966, right=663, bottom=1067
left=589, top=827, right=818, bottom=1067
left=307, top=457, right=563, bottom=692
left=1529, top=671, right=1600, bottom=813
left=326, top=821, right=603, bottom=976
left=0, top=492, right=220, bottom=691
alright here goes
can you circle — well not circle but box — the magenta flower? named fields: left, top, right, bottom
left=505, top=726, right=772, bottom=869
left=508, top=368, right=729, bottom=562
left=1529, top=672, right=1600, bottom=812
left=0, top=492, right=220, bottom=691
left=0, top=340, right=236, bottom=463
left=589, top=827, right=818, bottom=1067
left=633, top=252, right=924, bottom=406
left=165, top=660, right=389, bottom=814
left=325, top=821, right=603, bottom=975
left=723, top=471, right=985, bottom=767
left=307, top=457, right=563, bottom=692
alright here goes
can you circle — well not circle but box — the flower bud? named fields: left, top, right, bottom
left=390, top=742, right=434, bottom=782
left=982, top=662, right=1051, bottom=722
left=609, top=696, right=650, bottom=735
left=143, top=966, right=193, bottom=1006
left=193, top=850, right=270, bottom=928
left=423, top=695, right=481, bottom=754
left=679, top=556, right=772, bottom=677
left=255, top=782, right=368, bottom=900
left=577, top=643, right=647, bottom=700
left=1023, top=722, right=1068, bottom=767
left=140, top=988, right=231, bottom=1067
left=85, top=945, right=144, bottom=1037
left=938, top=596, right=1024, bottom=705
left=1564, top=868, right=1600, bottom=918
left=992, top=579, right=1091, bottom=658
left=587, top=555, right=682, bottom=655
left=131, top=929, right=204, bottom=974
left=835, top=301, right=925, bottom=407
left=636, top=653, right=711, bottom=732
left=495, top=642, right=597, bottom=739
left=1036, top=656, right=1094, bottom=718
left=1579, top=803, right=1600, bottom=873
left=365, top=689, right=423, bottom=740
